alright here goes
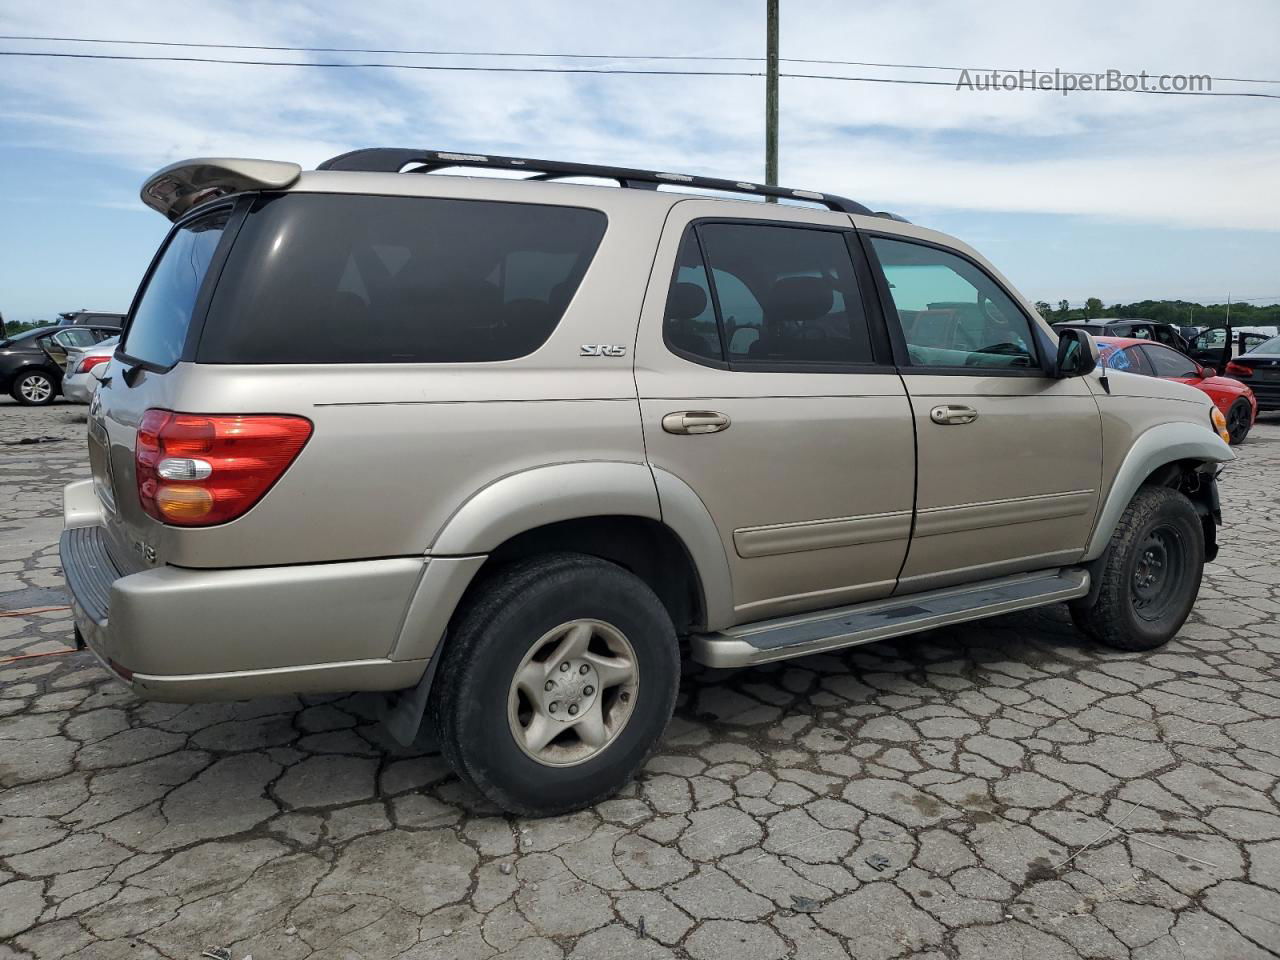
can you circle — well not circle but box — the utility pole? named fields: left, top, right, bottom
left=1224, top=293, right=1234, bottom=362
left=765, top=0, right=779, bottom=199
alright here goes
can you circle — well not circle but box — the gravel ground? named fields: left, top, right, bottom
left=2, top=396, right=1279, bottom=960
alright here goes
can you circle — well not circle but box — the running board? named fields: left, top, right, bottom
left=690, top=568, right=1089, bottom=669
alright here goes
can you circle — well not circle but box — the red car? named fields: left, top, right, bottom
left=1095, top=336, right=1257, bottom=444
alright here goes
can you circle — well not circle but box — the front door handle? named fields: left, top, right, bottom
left=930, top=404, right=979, bottom=425
left=662, top=411, right=731, bottom=435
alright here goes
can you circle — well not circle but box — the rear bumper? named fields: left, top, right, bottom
left=1247, top=384, right=1280, bottom=411
left=60, top=480, right=429, bottom=702
left=60, top=373, right=98, bottom=403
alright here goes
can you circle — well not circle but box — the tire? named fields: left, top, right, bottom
left=11, top=369, right=57, bottom=406
left=1226, top=398, right=1252, bottom=445
left=429, top=553, right=680, bottom=816
left=1070, top=485, right=1204, bottom=651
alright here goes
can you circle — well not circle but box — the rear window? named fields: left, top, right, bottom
left=198, top=194, right=607, bottom=364
left=122, top=208, right=231, bottom=368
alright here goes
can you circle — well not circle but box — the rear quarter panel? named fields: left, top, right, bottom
left=147, top=366, right=648, bottom=567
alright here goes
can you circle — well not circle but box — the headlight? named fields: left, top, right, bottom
left=1211, top=407, right=1230, bottom=443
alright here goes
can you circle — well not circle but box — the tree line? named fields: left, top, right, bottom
left=1035, top=298, right=1280, bottom=328
left=7, top=298, right=1279, bottom=342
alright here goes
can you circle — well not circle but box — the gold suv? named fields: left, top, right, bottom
left=60, top=149, right=1233, bottom=814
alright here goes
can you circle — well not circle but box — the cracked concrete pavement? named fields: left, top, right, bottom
left=2, top=396, right=1279, bottom=959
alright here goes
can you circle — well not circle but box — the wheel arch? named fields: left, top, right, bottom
left=11, top=363, right=62, bottom=401
left=381, top=462, right=733, bottom=745
left=392, top=460, right=732, bottom=661
left=1083, top=421, right=1231, bottom=563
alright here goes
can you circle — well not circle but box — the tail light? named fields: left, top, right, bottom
left=1225, top=361, right=1253, bottom=377
left=135, top=410, right=312, bottom=527
left=76, top=355, right=112, bottom=375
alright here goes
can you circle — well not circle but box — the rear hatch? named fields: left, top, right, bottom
left=91, top=183, right=609, bottom=572
left=89, top=204, right=236, bottom=572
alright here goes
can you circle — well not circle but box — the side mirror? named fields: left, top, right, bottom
left=1200, top=366, right=1217, bottom=379
left=1055, top=327, right=1099, bottom=378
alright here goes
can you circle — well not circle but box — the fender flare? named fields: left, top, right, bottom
left=381, top=461, right=736, bottom=745
left=429, top=461, right=662, bottom=555
left=650, top=467, right=735, bottom=631
left=1083, top=421, right=1233, bottom=561
left=418, top=460, right=734, bottom=638
left=391, top=460, right=665, bottom=673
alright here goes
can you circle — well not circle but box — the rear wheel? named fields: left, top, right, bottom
left=1070, top=486, right=1204, bottom=651
left=430, top=553, right=679, bottom=816
left=1226, top=398, right=1252, bottom=445
left=11, top=370, right=57, bottom=406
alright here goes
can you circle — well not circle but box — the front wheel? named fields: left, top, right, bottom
left=430, top=553, right=679, bottom=816
left=1226, top=398, right=1253, bottom=445
left=11, top=370, right=57, bottom=406
left=1070, top=486, right=1204, bottom=651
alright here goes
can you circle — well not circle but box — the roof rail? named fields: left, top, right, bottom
left=317, top=148, right=879, bottom=216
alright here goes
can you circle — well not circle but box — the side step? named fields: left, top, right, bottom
left=690, top=568, right=1089, bottom=669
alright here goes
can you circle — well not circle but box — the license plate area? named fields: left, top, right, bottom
left=87, top=417, right=117, bottom=513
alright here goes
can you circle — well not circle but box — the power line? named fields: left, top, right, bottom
left=0, top=50, right=757, bottom=76
left=1, top=33, right=1278, bottom=87
left=2, top=50, right=1279, bottom=99
left=784, top=57, right=1280, bottom=87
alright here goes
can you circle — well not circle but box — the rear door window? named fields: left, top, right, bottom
left=663, top=231, right=722, bottom=362
left=121, top=208, right=231, bottom=368
left=665, top=222, right=876, bottom=367
left=198, top=194, right=606, bottom=364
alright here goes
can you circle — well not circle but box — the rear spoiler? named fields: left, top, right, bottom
left=141, top=158, right=302, bottom=221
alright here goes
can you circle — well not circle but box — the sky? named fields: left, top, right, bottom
left=1, top=0, right=1278, bottom=324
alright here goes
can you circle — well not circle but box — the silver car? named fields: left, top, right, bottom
left=60, top=150, right=1234, bottom=814
left=61, top=336, right=118, bottom=403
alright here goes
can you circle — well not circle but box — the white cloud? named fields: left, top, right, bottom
left=0, top=0, right=1278, bottom=228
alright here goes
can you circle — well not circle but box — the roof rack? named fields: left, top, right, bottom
left=317, top=148, right=880, bottom=216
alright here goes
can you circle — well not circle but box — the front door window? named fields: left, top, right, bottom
left=868, top=236, right=1038, bottom=370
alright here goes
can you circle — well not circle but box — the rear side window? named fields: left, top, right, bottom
left=199, top=194, right=606, bottom=364
left=665, top=222, right=876, bottom=367
left=1142, top=344, right=1199, bottom=378
left=122, top=209, right=231, bottom=368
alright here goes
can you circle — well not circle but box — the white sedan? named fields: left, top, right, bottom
left=61, top=337, right=117, bottom=403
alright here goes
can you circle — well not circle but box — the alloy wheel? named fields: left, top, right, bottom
left=507, top=618, right=639, bottom=767
left=1227, top=402, right=1251, bottom=444
left=19, top=374, right=53, bottom=403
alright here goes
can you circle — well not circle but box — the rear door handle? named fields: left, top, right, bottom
left=662, top=411, right=731, bottom=435
left=929, top=404, right=979, bottom=425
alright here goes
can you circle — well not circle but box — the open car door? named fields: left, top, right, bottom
left=1189, top=327, right=1272, bottom=368
left=40, top=328, right=98, bottom=373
